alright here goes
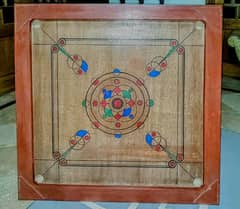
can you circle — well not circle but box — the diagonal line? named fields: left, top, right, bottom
left=82, top=202, right=106, bottom=209
left=199, top=205, right=208, bottom=209
left=128, top=203, right=139, bottom=209
left=41, top=160, right=59, bottom=177
left=178, top=163, right=196, bottom=179
left=19, top=176, right=45, bottom=199
left=194, top=180, right=218, bottom=203
left=40, top=26, right=57, bottom=43
left=41, top=136, right=86, bottom=176
left=158, top=203, right=168, bottom=209
left=40, top=27, right=78, bottom=64
left=179, top=28, right=196, bottom=45
left=157, top=27, right=196, bottom=71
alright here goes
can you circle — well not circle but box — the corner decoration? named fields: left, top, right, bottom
left=34, top=22, right=202, bottom=187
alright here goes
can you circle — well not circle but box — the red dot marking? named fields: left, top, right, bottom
left=177, top=154, right=184, bottom=161
left=114, top=113, right=122, bottom=120
left=93, top=100, right=98, bottom=107
left=93, top=122, right=100, bottom=128
left=51, top=45, right=58, bottom=53
left=137, top=100, right=143, bottom=106
left=136, top=79, right=143, bottom=86
left=170, top=40, right=178, bottom=46
left=127, top=99, right=135, bottom=107
left=113, top=99, right=123, bottom=108
left=146, top=66, right=152, bottom=72
left=60, top=159, right=67, bottom=166
left=168, top=160, right=176, bottom=168
left=155, top=144, right=162, bottom=152
left=177, top=47, right=185, bottom=55
left=113, top=87, right=121, bottom=94
left=115, top=122, right=121, bottom=128
left=151, top=131, right=157, bottom=137
left=77, top=69, right=83, bottom=75
left=100, top=100, right=107, bottom=107
left=84, top=135, right=90, bottom=141
left=59, top=38, right=66, bottom=46
left=70, top=139, right=77, bottom=145
left=160, top=61, right=167, bottom=69
left=137, top=121, right=143, bottom=128
left=73, top=55, right=79, bottom=61
left=93, top=79, right=99, bottom=86
left=53, top=152, right=61, bottom=159
left=114, top=79, right=120, bottom=85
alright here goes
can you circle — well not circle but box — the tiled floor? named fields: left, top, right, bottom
left=0, top=104, right=16, bottom=147
left=0, top=90, right=239, bottom=209
left=0, top=92, right=31, bottom=208
left=0, top=147, right=31, bottom=209
left=222, top=90, right=240, bottom=133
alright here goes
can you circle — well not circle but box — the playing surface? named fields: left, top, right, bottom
left=31, top=20, right=204, bottom=187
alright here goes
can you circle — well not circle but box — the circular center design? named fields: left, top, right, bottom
left=112, top=98, right=124, bottom=109
left=84, top=70, right=153, bottom=138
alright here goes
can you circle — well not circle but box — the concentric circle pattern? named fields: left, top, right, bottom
left=84, top=70, right=152, bottom=138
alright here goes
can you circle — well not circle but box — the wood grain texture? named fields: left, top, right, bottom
left=0, top=36, right=14, bottom=95
left=224, top=19, right=240, bottom=30
left=32, top=20, right=203, bottom=187
left=223, top=62, right=240, bottom=78
left=15, top=4, right=222, bottom=204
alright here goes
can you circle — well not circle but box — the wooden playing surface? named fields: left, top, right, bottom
left=31, top=20, right=204, bottom=187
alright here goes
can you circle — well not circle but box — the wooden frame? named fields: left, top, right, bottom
left=15, top=4, right=222, bottom=204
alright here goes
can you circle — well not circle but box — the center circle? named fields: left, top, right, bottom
left=112, top=98, right=124, bottom=109
left=85, top=72, right=151, bottom=136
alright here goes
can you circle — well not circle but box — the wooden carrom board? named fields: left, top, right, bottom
left=15, top=5, right=222, bottom=204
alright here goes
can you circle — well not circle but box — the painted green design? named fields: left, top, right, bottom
left=82, top=100, right=86, bottom=108
left=148, top=99, right=154, bottom=107
left=164, top=46, right=177, bottom=60
left=58, top=45, right=73, bottom=60
left=122, top=89, right=132, bottom=99
left=53, top=43, right=77, bottom=64
left=102, top=108, right=113, bottom=119
left=164, top=148, right=177, bottom=162
left=61, top=146, right=72, bottom=158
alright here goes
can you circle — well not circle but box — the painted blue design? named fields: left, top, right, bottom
left=114, top=133, right=122, bottom=139
left=148, top=69, right=161, bottom=78
left=102, top=89, right=113, bottom=99
left=80, top=60, right=88, bottom=72
left=122, top=108, right=132, bottom=117
left=145, top=133, right=153, bottom=146
left=112, top=68, right=121, bottom=74
left=129, top=114, right=134, bottom=119
left=75, top=130, right=88, bottom=137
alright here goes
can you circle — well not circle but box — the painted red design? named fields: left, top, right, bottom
left=114, top=113, right=122, bottom=120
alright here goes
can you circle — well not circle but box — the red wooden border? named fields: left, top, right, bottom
left=15, top=4, right=222, bottom=204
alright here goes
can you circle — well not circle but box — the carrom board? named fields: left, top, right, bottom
left=15, top=4, right=222, bottom=204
